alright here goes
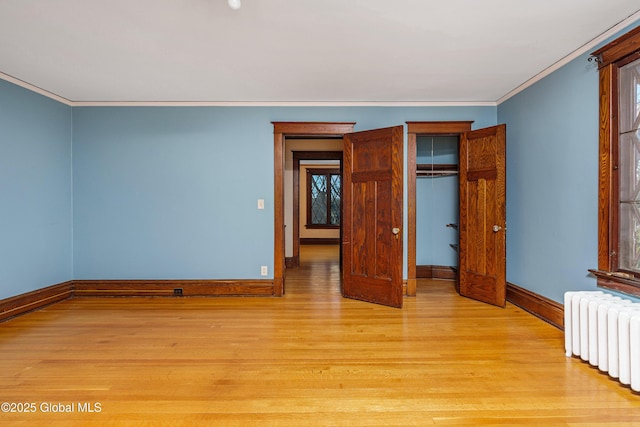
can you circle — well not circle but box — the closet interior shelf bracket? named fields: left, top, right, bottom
left=416, top=163, right=458, bottom=177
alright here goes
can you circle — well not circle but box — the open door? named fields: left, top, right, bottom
left=458, top=124, right=506, bottom=307
left=342, top=126, right=403, bottom=308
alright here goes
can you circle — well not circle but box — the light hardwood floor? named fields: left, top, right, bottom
left=0, top=245, right=638, bottom=426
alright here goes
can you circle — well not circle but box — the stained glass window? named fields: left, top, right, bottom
left=307, top=169, right=341, bottom=227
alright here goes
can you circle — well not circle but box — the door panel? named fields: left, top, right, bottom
left=459, top=125, right=506, bottom=307
left=343, top=126, right=403, bottom=308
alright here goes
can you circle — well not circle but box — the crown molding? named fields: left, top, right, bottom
left=497, top=10, right=640, bottom=105
left=0, top=75, right=497, bottom=107
left=69, top=100, right=496, bottom=107
left=0, top=71, right=73, bottom=106
left=5, top=9, right=639, bottom=108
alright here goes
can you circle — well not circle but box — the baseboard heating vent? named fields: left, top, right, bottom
left=564, top=291, right=640, bottom=392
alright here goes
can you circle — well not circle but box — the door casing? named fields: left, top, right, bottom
left=273, top=122, right=355, bottom=296
left=275, top=121, right=505, bottom=305
left=406, top=121, right=474, bottom=296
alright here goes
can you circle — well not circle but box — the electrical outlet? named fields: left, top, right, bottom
left=173, top=288, right=183, bottom=296
left=260, top=266, right=268, bottom=276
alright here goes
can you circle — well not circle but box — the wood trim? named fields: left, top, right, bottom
left=304, top=224, right=340, bottom=230
left=274, top=128, right=285, bottom=296
left=293, top=152, right=300, bottom=271
left=416, top=265, right=457, bottom=280
left=506, top=282, right=563, bottom=330
left=598, top=64, right=614, bottom=271
left=293, top=151, right=344, bottom=160
left=407, top=131, right=417, bottom=296
left=273, top=123, right=355, bottom=296
left=406, top=121, right=473, bottom=298
left=285, top=257, right=299, bottom=269
left=591, top=25, right=640, bottom=68
left=592, top=26, right=640, bottom=297
left=0, top=279, right=563, bottom=332
left=1, top=279, right=275, bottom=322
left=300, top=238, right=340, bottom=245
left=273, top=122, right=356, bottom=136
left=589, top=269, right=640, bottom=297
left=73, top=280, right=274, bottom=297
left=406, top=121, right=473, bottom=135
left=0, top=281, right=74, bottom=322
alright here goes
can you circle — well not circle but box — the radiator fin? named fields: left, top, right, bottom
left=564, top=291, right=640, bottom=392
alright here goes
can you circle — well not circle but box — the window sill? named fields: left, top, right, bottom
left=589, top=269, right=640, bottom=298
left=305, top=224, right=340, bottom=230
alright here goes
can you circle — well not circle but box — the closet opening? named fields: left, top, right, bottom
left=416, top=134, right=460, bottom=284
left=406, top=121, right=473, bottom=296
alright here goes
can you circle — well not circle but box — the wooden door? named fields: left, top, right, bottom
left=342, top=126, right=403, bottom=308
left=458, top=125, right=506, bottom=307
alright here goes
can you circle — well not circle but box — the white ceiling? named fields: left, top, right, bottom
left=0, top=0, right=639, bottom=105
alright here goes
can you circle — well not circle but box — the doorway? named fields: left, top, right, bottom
left=407, top=121, right=507, bottom=307
left=273, top=122, right=355, bottom=296
left=286, top=244, right=342, bottom=299
left=274, top=121, right=504, bottom=308
left=406, top=121, right=473, bottom=296
left=415, top=134, right=460, bottom=284
left=290, top=149, right=343, bottom=269
left=273, top=122, right=405, bottom=308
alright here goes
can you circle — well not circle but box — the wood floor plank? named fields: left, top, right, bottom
left=0, top=245, right=638, bottom=426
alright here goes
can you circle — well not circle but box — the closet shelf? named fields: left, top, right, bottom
left=416, top=163, right=458, bottom=177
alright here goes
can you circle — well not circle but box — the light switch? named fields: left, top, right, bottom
left=257, top=199, right=265, bottom=210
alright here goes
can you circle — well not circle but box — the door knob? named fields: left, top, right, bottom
left=492, top=225, right=502, bottom=233
left=392, top=227, right=400, bottom=239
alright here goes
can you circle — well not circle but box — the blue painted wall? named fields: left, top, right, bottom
left=416, top=135, right=459, bottom=267
left=0, top=80, right=72, bottom=299
left=497, top=22, right=640, bottom=303
left=72, top=106, right=496, bottom=280
left=6, top=28, right=640, bottom=305
left=5, top=34, right=640, bottom=304
left=72, top=107, right=275, bottom=279
left=6, top=24, right=638, bottom=302
left=5, top=20, right=640, bottom=306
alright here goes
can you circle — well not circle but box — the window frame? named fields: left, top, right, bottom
left=590, top=26, right=640, bottom=297
left=305, top=168, right=341, bottom=229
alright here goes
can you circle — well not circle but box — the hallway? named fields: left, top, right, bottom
left=285, top=245, right=342, bottom=297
